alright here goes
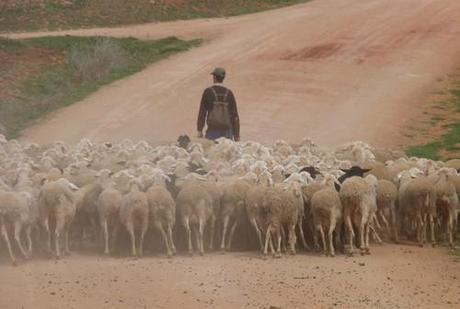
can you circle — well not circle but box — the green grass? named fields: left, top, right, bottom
left=406, top=86, right=460, bottom=160
left=0, top=0, right=311, bottom=33
left=0, top=36, right=200, bottom=138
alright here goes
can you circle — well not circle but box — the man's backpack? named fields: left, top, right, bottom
left=207, top=87, right=232, bottom=130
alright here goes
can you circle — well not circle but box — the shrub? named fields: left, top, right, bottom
left=68, top=38, right=128, bottom=82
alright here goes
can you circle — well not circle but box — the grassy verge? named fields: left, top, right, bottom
left=0, top=36, right=200, bottom=138
left=0, top=0, right=311, bottom=33
left=405, top=83, right=460, bottom=160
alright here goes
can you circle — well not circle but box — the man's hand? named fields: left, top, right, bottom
left=197, top=131, right=203, bottom=138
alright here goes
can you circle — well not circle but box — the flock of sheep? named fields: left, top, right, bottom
left=1, top=133, right=459, bottom=266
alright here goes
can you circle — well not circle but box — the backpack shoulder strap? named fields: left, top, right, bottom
left=223, top=89, right=230, bottom=102
left=210, top=86, right=219, bottom=101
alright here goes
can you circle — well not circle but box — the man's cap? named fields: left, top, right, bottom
left=211, top=67, right=226, bottom=78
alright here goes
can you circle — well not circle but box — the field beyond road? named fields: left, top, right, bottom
left=8, top=0, right=460, bottom=148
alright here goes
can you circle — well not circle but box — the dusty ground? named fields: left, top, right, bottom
left=0, top=245, right=459, bottom=309
left=7, top=0, right=460, bottom=148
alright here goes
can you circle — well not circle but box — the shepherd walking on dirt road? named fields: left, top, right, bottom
left=197, top=68, right=240, bottom=141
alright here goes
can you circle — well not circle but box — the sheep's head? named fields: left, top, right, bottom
left=177, top=134, right=191, bottom=149
left=339, top=166, right=371, bottom=180
left=298, top=166, right=321, bottom=179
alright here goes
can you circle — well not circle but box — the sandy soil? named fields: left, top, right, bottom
left=7, top=0, right=460, bottom=148
left=1, top=245, right=459, bottom=309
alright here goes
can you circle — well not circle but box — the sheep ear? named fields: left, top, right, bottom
left=340, top=168, right=349, bottom=173
left=362, top=168, right=372, bottom=173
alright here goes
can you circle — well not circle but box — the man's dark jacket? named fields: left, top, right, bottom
left=197, top=84, right=240, bottom=139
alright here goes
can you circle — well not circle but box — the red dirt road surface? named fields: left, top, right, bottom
left=1, top=246, right=460, bottom=309
left=9, top=0, right=460, bottom=148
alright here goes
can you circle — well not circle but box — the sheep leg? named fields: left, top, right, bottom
left=372, top=213, right=382, bottom=231
left=183, top=217, right=193, bottom=256
left=422, top=213, right=428, bottom=246
left=102, top=219, right=110, bottom=255
left=429, top=214, right=436, bottom=247
left=55, top=216, right=65, bottom=259
left=364, top=222, right=371, bottom=254
left=138, top=217, right=148, bottom=257
left=13, top=221, right=28, bottom=259
left=297, top=221, right=311, bottom=251
left=155, top=221, right=172, bottom=258
left=329, top=218, right=337, bottom=257
left=64, top=222, right=71, bottom=256
left=378, top=211, right=391, bottom=235
left=369, top=224, right=383, bottom=245
left=263, top=226, right=272, bottom=256
left=447, top=212, right=454, bottom=248
left=167, top=224, right=176, bottom=255
left=1, top=217, right=17, bottom=266
left=126, top=222, right=137, bottom=257
left=110, top=222, right=120, bottom=254
left=198, top=218, right=205, bottom=256
left=359, top=218, right=366, bottom=255
left=391, top=204, right=399, bottom=243
left=250, top=217, right=264, bottom=253
left=317, top=225, right=327, bottom=256
left=26, top=225, right=33, bottom=255
left=288, top=224, right=296, bottom=255
left=416, top=214, right=423, bottom=247
left=89, top=215, right=98, bottom=243
left=345, top=215, right=354, bottom=256
left=220, top=215, right=230, bottom=252
left=275, top=227, right=282, bottom=258
left=208, top=215, right=215, bottom=251
left=280, top=227, right=287, bottom=253
left=226, top=221, right=238, bottom=252
left=42, top=218, right=52, bottom=256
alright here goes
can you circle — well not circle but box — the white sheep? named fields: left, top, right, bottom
left=398, top=169, right=436, bottom=247
left=146, top=185, right=177, bottom=257
left=376, top=179, right=398, bottom=242
left=339, top=175, right=377, bottom=255
left=432, top=168, right=459, bottom=247
left=38, top=178, right=78, bottom=259
left=311, top=187, right=342, bottom=256
left=119, top=180, right=149, bottom=257
left=176, top=183, right=213, bottom=255
left=262, top=185, right=299, bottom=257
left=219, top=178, right=252, bottom=252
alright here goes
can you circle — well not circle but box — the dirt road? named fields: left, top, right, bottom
left=7, top=0, right=460, bottom=148
left=1, top=245, right=459, bottom=309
